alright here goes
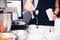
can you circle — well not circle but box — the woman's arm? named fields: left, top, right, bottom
left=54, top=0, right=59, bottom=15
left=24, top=0, right=35, bottom=11
left=51, top=0, right=59, bottom=20
left=26, top=0, right=33, bottom=3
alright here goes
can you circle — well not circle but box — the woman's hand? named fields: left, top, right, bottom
left=51, top=12, right=57, bottom=20
left=24, top=2, right=35, bottom=11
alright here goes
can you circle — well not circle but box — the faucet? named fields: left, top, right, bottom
left=0, top=0, right=7, bottom=12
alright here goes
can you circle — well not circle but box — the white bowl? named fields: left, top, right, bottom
left=0, top=32, right=16, bottom=39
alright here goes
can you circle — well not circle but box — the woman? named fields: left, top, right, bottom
left=24, top=0, right=59, bottom=26
left=24, top=0, right=59, bottom=40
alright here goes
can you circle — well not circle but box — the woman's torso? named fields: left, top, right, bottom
left=29, top=0, right=55, bottom=26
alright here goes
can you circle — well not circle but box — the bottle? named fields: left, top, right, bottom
left=46, top=8, right=54, bottom=21
left=0, top=24, right=4, bottom=32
